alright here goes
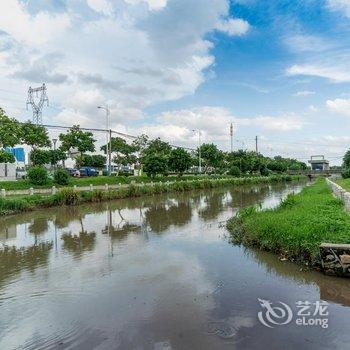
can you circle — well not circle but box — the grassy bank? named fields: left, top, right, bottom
left=0, top=175, right=302, bottom=216
left=336, top=178, right=350, bottom=192
left=227, top=178, right=350, bottom=267
left=0, top=174, right=232, bottom=191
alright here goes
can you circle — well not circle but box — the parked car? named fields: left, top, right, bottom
left=66, top=168, right=79, bottom=177
left=79, top=167, right=99, bottom=177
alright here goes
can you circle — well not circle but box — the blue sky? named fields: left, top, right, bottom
left=1, top=0, right=350, bottom=164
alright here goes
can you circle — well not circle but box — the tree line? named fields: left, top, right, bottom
left=0, top=107, right=307, bottom=177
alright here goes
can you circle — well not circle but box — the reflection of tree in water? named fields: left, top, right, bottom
left=198, top=191, right=226, bottom=221
left=29, top=217, right=49, bottom=236
left=144, top=201, right=192, bottom=233
left=102, top=209, right=142, bottom=242
left=61, top=218, right=96, bottom=259
left=0, top=242, right=52, bottom=288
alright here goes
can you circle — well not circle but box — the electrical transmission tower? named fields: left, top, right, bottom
left=26, top=83, right=49, bottom=125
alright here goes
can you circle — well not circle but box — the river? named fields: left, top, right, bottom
left=1, top=181, right=350, bottom=349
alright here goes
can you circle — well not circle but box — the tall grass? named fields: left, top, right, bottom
left=227, top=178, right=350, bottom=266
left=0, top=174, right=303, bottom=216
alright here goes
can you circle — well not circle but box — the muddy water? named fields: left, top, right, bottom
left=1, top=181, right=350, bottom=349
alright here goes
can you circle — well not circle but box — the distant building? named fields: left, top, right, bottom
left=308, top=155, right=329, bottom=171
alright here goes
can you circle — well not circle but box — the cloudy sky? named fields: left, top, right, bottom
left=1, top=0, right=350, bottom=164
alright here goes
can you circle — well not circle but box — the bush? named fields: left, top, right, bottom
left=342, top=168, right=350, bottom=179
left=55, top=187, right=80, bottom=205
left=27, top=166, right=49, bottom=185
left=228, top=165, right=241, bottom=177
left=54, top=169, right=70, bottom=185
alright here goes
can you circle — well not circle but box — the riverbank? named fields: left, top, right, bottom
left=0, top=174, right=302, bottom=216
left=227, top=178, right=350, bottom=267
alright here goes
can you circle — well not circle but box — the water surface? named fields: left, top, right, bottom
left=1, top=181, right=350, bottom=349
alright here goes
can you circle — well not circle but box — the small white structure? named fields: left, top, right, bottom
left=0, top=163, right=16, bottom=181
left=308, top=155, right=330, bottom=171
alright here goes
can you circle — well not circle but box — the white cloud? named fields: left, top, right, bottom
left=249, top=115, right=305, bottom=131
left=287, top=64, right=350, bottom=83
left=326, top=98, right=350, bottom=116
left=87, top=0, right=114, bottom=16
left=294, top=90, right=315, bottom=97
left=0, top=0, right=250, bottom=128
left=0, top=0, right=70, bottom=45
left=284, top=34, right=332, bottom=53
left=326, top=0, right=350, bottom=17
left=124, top=0, right=168, bottom=11
left=309, top=105, right=318, bottom=112
left=216, top=18, right=250, bottom=36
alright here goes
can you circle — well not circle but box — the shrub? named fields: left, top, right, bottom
left=55, top=187, right=80, bottom=205
left=27, top=166, right=49, bottom=185
left=54, top=169, right=70, bottom=185
left=228, top=165, right=241, bottom=177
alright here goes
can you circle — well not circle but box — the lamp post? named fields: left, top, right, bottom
left=192, top=129, right=202, bottom=174
left=98, top=106, right=111, bottom=175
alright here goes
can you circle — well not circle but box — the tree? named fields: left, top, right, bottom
left=143, top=154, right=168, bottom=178
left=59, top=125, right=96, bottom=155
left=142, top=138, right=172, bottom=159
left=199, top=143, right=224, bottom=171
left=76, top=154, right=106, bottom=168
left=49, top=149, right=67, bottom=166
left=30, top=149, right=51, bottom=166
left=168, top=148, right=191, bottom=175
left=21, top=121, right=51, bottom=149
left=0, top=150, right=15, bottom=163
left=101, top=137, right=137, bottom=166
left=343, top=150, right=350, bottom=169
left=0, top=108, right=21, bottom=148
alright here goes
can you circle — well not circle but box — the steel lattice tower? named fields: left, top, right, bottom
left=26, top=83, right=49, bottom=125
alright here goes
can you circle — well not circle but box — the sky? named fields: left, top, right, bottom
left=1, top=0, right=350, bottom=165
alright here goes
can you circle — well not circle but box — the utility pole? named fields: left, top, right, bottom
left=230, top=123, right=234, bottom=153
left=98, top=105, right=111, bottom=176
left=193, top=129, right=202, bottom=174
left=26, top=83, right=49, bottom=125
left=255, top=135, right=258, bottom=154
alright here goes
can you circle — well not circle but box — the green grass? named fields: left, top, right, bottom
left=227, top=178, right=350, bottom=266
left=0, top=174, right=303, bottom=216
left=336, top=178, right=350, bottom=192
left=0, top=174, right=233, bottom=191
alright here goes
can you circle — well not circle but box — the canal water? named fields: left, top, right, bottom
left=1, top=181, right=350, bottom=349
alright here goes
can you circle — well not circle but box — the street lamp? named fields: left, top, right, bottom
left=192, top=129, right=202, bottom=174
left=98, top=105, right=111, bottom=175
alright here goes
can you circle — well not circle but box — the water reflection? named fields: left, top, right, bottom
left=2, top=180, right=349, bottom=349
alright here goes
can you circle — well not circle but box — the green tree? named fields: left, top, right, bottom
left=199, top=143, right=224, bottom=171
left=142, top=138, right=172, bottom=159
left=59, top=125, right=96, bottom=155
left=49, top=149, right=67, bottom=166
left=101, top=137, right=137, bottom=166
left=0, top=108, right=21, bottom=148
left=168, top=148, right=191, bottom=175
left=0, top=150, right=15, bottom=163
left=21, top=121, right=51, bottom=149
left=30, top=149, right=51, bottom=166
left=143, top=154, right=168, bottom=178
left=76, top=154, right=106, bottom=168
left=343, top=150, right=350, bottom=169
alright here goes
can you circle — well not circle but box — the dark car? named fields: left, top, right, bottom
left=66, top=168, right=79, bottom=177
left=79, top=167, right=99, bottom=177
